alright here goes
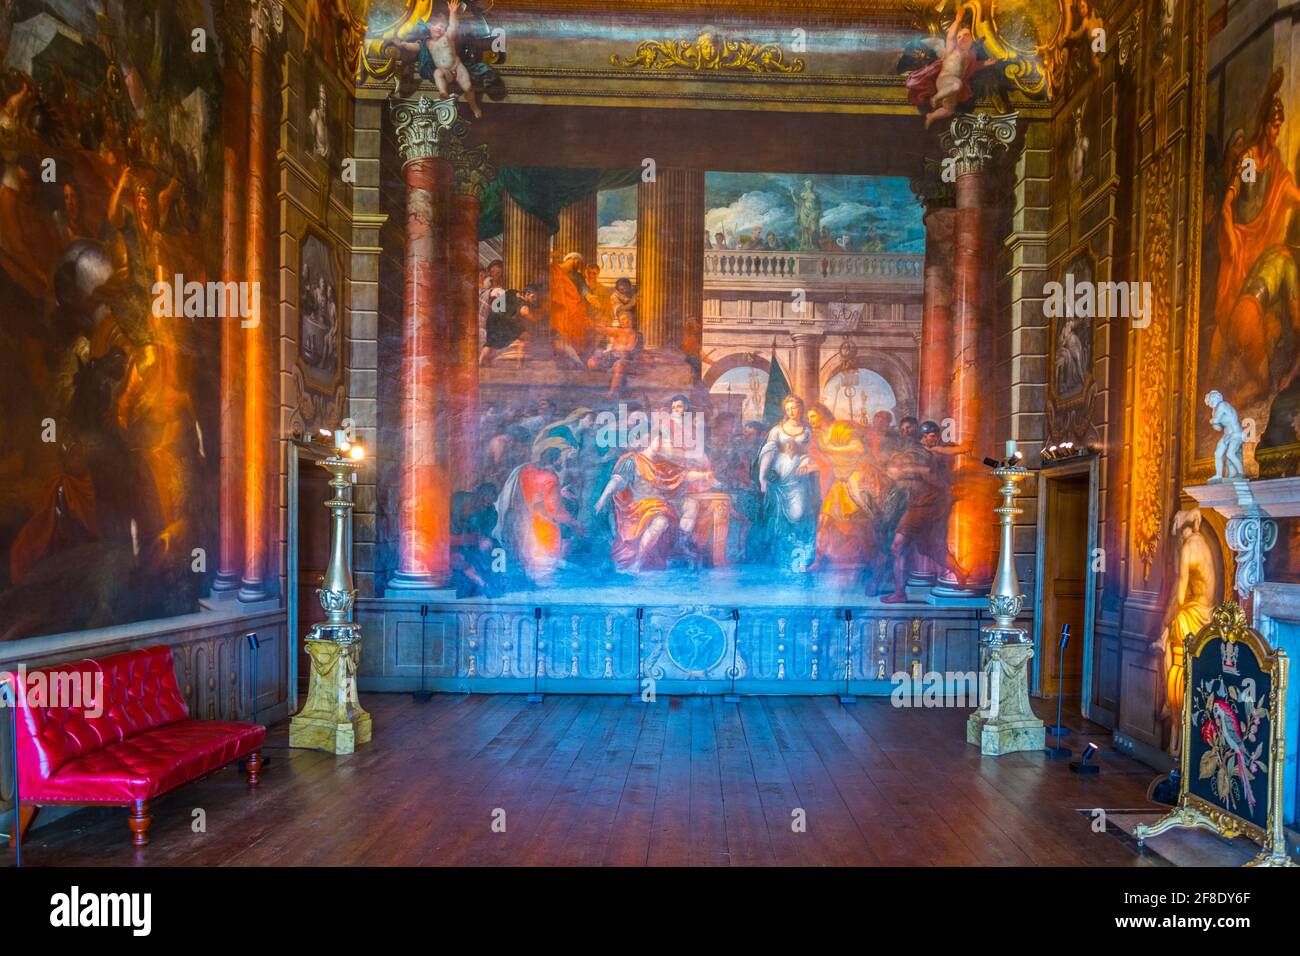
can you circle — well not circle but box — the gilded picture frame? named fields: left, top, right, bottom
left=1135, top=602, right=1295, bottom=867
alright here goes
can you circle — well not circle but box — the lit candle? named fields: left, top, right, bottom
left=1005, top=439, right=1017, bottom=459
left=333, top=428, right=350, bottom=453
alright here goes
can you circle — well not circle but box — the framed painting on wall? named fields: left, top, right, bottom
left=297, top=226, right=344, bottom=397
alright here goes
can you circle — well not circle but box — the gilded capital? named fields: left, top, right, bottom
left=939, top=112, right=1019, bottom=179
left=391, top=95, right=466, bottom=166
left=249, top=0, right=283, bottom=52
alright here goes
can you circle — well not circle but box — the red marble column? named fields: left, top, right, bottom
left=239, top=0, right=282, bottom=602
left=214, top=66, right=247, bottom=595
left=449, top=184, right=483, bottom=489
left=918, top=206, right=956, bottom=425
left=388, top=96, right=463, bottom=592
left=935, top=112, right=1017, bottom=595
left=390, top=155, right=452, bottom=589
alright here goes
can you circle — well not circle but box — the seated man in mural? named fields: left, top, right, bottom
left=587, top=309, right=642, bottom=396
left=880, top=425, right=967, bottom=602
left=645, top=395, right=718, bottom=558
left=593, top=397, right=716, bottom=571
left=493, top=446, right=577, bottom=586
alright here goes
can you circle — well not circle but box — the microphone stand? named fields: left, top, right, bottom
left=412, top=604, right=433, bottom=703
left=840, top=608, right=856, bottom=704
left=724, top=609, right=741, bottom=703
left=2, top=678, right=19, bottom=867
left=527, top=607, right=544, bottom=703
left=631, top=607, right=646, bottom=702
left=1044, top=623, right=1071, bottom=758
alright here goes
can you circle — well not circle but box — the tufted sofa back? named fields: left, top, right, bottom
left=10, top=645, right=190, bottom=789
left=95, top=647, right=190, bottom=739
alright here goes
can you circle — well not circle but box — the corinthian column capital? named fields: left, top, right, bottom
left=249, top=0, right=284, bottom=51
left=446, top=139, right=497, bottom=200
left=939, top=111, right=1019, bottom=178
left=391, top=95, right=467, bottom=167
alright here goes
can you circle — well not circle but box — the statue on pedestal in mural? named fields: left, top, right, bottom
left=788, top=179, right=822, bottom=251
left=1205, top=389, right=1245, bottom=482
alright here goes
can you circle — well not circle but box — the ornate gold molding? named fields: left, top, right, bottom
left=1132, top=147, right=1175, bottom=580
left=610, top=32, right=804, bottom=74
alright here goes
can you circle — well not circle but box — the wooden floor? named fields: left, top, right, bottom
left=20, top=694, right=1166, bottom=866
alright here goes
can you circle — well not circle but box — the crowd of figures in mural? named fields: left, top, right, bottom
left=455, top=250, right=969, bottom=601
left=0, top=2, right=223, bottom=640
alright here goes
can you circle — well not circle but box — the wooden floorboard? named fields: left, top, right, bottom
left=19, top=694, right=1167, bottom=867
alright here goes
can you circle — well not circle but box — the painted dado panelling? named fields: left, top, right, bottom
left=0, top=606, right=289, bottom=820
left=357, top=598, right=985, bottom=694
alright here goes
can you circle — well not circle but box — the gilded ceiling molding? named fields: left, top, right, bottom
left=609, top=33, right=805, bottom=74
left=906, top=0, right=1051, bottom=98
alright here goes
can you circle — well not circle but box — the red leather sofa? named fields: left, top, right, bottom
left=11, top=645, right=265, bottom=846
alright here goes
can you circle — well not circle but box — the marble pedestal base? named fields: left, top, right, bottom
left=290, top=638, right=372, bottom=755
left=965, top=639, right=1044, bottom=755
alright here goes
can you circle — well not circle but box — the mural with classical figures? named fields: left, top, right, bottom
left=464, top=167, right=972, bottom=604
left=1197, top=61, right=1300, bottom=468
left=0, top=1, right=224, bottom=640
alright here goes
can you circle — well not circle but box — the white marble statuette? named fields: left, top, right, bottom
left=1205, top=389, right=1244, bottom=483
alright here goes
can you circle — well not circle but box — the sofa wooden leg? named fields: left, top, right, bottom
left=128, top=800, right=151, bottom=847
left=16, top=804, right=38, bottom=841
left=245, top=751, right=263, bottom=786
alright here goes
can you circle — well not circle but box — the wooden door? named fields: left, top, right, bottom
left=1040, top=474, right=1088, bottom=703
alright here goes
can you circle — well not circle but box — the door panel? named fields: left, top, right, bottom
left=1041, top=475, right=1088, bottom=702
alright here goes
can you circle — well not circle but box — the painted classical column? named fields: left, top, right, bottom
left=935, top=112, right=1018, bottom=595
left=919, top=205, right=956, bottom=425
left=387, top=96, right=462, bottom=593
left=446, top=138, right=494, bottom=489
left=239, top=0, right=282, bottom=602
left=791, top=333, right=824, bottom=407
left=214, top=66, right=248, bottom=595
left=636, top=168, right=704, bottom=354
left=503, top=190, right=550, bottom=292
left=554, top=193, right=597, bottom=263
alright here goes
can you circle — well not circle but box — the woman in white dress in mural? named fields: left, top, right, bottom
left=757, top=395, right=820, bottom=572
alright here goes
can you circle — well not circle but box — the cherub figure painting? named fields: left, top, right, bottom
left=385, top=1, right=483, bottom=118
left=904, top=2, right=996, bottom=129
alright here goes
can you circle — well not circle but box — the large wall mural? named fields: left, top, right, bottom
left=0, top=1, right=225, bottom=640
left=1197, top=61, right=1300, bottom=474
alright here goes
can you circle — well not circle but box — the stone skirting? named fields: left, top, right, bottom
left=356, top=595, right=989, bottom=695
